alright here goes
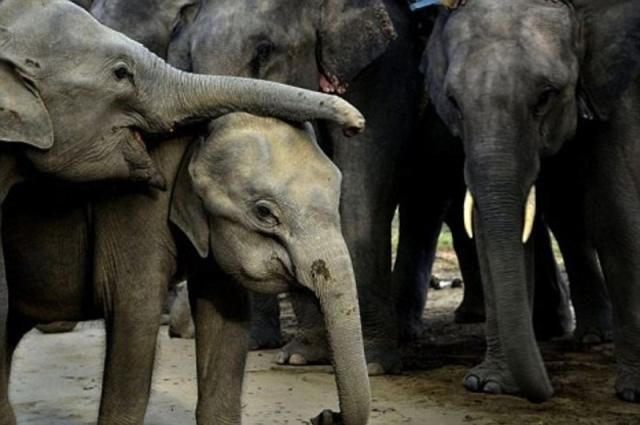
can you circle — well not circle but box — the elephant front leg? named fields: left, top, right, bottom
left=188, top=267, right=250, bottom=425
left=249, top=293, right=282, bottom=350
left=98, top=291, right=165, bottom=424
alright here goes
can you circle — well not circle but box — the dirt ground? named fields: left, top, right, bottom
left=10, top=247, right=640, bottom=424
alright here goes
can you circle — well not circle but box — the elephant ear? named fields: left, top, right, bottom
left=318, top=0, right=397, bottom=89
left=166, top=1, right=200, bottom=70
left=576, top=0, right=640, bottom=120
left=0, top=60, right=54, bottom=149
left=169, top=142, right=210, bottom=258
left=69, top=0, right=94, bottom=10
left=421, top=13, right=461, bottom=136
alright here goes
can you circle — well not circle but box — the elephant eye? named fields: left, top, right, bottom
left=534, top=86, right=559, bottom=116
left=113, top=64, right=133, bottom=82
left=249, top=38, right=275, bottom=77
left=254, top=202, right=280, bottom=227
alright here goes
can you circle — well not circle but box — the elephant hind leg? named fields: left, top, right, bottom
left=249, top=293, right=282, bottom=350
left=0, top=313, right=34, bottom=425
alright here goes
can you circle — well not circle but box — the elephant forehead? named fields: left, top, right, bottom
left=446, top=0, right=574, bottom=50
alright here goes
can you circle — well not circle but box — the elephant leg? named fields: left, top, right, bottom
left=543, top=160, right=612, bottom=346
left=392, top=184, right=445, bottom=343
left=188, top=266, right=250, bottom=425
left=0, top=217, right=13, bottom=425
left=587, top=97, right=640, bottom=402
left=446, top=191, right=486, bottom=324
left=463, top=217, right=536, bottom=396
left=277, top=289, right=330, bottom=366
left=97, top=263, right=169, bottom=424
left=249, top=293, right=282, bottom=350
left=531, top=219, right=573, bottom=340
left=0, top=311, right=33, bottom=425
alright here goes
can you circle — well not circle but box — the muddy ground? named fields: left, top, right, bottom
left=10, top=247, right=640, bottom=424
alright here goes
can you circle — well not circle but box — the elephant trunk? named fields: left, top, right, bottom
left=296, top=234, right=370, bottom=425
left=468, top=157, right=553, bottom=403
left=154, top=63, right=365, bottom=135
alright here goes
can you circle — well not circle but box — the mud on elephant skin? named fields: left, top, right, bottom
left=424, top=0, right=640, bottom=403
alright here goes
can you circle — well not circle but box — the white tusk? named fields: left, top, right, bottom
left=464, top=190, right=474, bottom=239
left=522, top=185, right=536, bottom=244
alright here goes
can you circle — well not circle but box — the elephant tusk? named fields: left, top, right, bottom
left=463, top=190, right=474, bottom=239
left=522, top=185, right=536, bottom=244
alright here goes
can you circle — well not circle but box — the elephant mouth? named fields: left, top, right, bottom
left=319, top=72, right=348, bottom=95
left=131, top=128, right=147, bottom=147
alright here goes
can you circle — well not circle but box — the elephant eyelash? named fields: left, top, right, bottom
left=254, top=203, right=280, bottom=227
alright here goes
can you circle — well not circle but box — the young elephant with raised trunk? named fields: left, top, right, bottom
left=4, top=113, right=369, bottom=425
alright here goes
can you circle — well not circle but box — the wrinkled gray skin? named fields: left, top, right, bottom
left=4, top=115, right=370, bottom=425
left=425, top=0, right=640, bottom=402
left=170, top=0, right=424, bottom=374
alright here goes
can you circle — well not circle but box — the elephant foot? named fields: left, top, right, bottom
left=573, top=313, right=613, bottom=346
left=463, top=359, right=520, bottom=396
left=616, top=367, right=640, bottom=403
left=454, top=302, right=485, bottom=324
left=276, top=329, right=330, bottom=365
left=311, top=410, right=341, bottom=425
left=249, top=320, right=283, bottom=350
left=35, top=321, right=77, bottom=334
left=365, top=341, right=403, bottom=375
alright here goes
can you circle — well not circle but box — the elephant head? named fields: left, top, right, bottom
left=0, top=0, right=365, bottom=190
left=90, top=0, right=199, bottom=58
left=168, top=0, right=396, bottom=94
left=424, top=0, right=640, bottom=402
left=170, top=113, right=370, bottom=425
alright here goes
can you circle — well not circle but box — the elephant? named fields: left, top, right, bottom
left=4, top=113, right=370, bottom=425
left=391, top=110, right=574, bottom=343
left=423, top=0, right=640, bottom=403
left=167, top=0, right=429, bottom=374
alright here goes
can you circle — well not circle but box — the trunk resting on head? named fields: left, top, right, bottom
left=155, top=62, right=365, bottom=136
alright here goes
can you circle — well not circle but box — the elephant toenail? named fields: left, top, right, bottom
left=620, top=389, right=637, bottom=402
left=463, top=375, right=480, bottom=391
left=289, top=353, right=308, bottom=365
left=275, top=351, right=289, bottom=365
left=483, top=381, right=502, bottom=394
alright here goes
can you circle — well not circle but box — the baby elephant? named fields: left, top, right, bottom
left=3, top=113, right=369, bottom=425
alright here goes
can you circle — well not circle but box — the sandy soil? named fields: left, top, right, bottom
left=9, top=250, right=640, bottom=424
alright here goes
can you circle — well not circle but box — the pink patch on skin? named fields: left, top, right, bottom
left=319, top=73, right=348, bottom=95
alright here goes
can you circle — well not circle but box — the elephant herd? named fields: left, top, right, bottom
left=1, top=0, right=639, bottom=424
